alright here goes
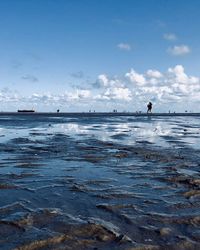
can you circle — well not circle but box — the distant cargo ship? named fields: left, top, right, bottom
left=17, top=110, right=35, bottom=113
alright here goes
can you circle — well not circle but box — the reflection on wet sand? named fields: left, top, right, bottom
left=0, top=114, right=200, bottom=249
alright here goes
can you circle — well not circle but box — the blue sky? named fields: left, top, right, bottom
left=0, top=0, right=200, bottom=112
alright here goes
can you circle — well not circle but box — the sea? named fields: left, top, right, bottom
left=0, top=113, right=200, bottom=250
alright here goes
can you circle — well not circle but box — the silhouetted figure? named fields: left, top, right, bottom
left=147, top=102, right=152, bottom=113
left=57, top=109, right=60, bottom=113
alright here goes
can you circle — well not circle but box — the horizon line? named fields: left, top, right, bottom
left=0, top=111, right=200, bottom=117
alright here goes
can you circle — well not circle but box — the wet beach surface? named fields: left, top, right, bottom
left=0, top=114, right=200, bottom=250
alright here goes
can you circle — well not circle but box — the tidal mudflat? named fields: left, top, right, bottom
left=0, top=114, right=200, bottom=250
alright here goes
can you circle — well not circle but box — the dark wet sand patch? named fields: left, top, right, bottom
left=0, top=183, right=19, bottom=189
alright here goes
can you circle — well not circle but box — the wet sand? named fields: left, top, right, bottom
left=0, top=114, right=200, bottom=249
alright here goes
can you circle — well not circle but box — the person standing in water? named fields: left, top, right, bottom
left=147, top=102, right=152, bottom=113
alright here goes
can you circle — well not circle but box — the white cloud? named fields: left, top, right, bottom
left=97, top=74, right=109, bottom=87
left=168, top=65, right=199, bottom=84
left=166, top=65, right=200, bottom=97
left=125, top=69, right=146, bottom=85
left=0, top=89, right=92, bottom=107
left=148, top=78, right=159, bottom=85
left=168, top=65, right=188, bottom=83
left=168, top=45, right=191, bottom=55
left=95, top=74, right=123, bottom=88
left=77, top=90, right=91, bottom=99
left=117, top=43, right=131, bottom=51
left=126, top=65, right=199, bottom=105
left=146, top=69, right=163, bottom=78
left=0, top=88, right=20, bottom=102
left=64, top=89, right=91, bottom=101
left=100, top=87, right=132, bottom=101
left=163, top=33, right=177, bottom=41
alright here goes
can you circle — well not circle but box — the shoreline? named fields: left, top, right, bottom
left=0, top=111, right=200, bottom=117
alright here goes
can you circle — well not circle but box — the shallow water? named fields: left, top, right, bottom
left=0, top=114, right=200, bottom=249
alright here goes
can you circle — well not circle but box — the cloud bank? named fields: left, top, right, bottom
left=1, top=65, right=200, bottom=112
